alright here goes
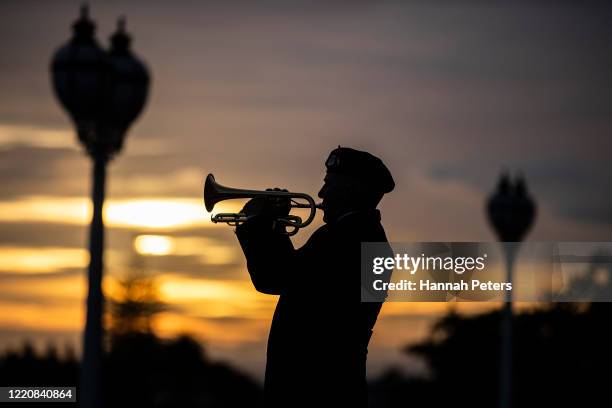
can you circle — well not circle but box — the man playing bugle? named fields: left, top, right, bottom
left=236, top=147, right=394, bottom=407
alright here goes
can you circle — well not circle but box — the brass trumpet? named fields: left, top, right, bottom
left=203, top=173, right=322, bottom=235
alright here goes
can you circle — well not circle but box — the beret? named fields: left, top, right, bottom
left=325, top=146, right=395, bottom=194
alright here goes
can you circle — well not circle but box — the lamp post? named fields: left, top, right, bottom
left=486, top=173, right=536, bottom=408
left=50, top=6, right=149, bottom=408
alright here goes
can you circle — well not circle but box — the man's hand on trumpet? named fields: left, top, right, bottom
left=240, top=189, right=291, bottom=233
left=204, top=173, right=319, bottom=235
left=240, top=188, right=291, bottom=218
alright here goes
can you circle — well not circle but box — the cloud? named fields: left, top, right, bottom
left=429, top=156, right=612, bottom=228
left=0, top=246, right=88, bottom=274
left=0, top=145, right=87, bottom=198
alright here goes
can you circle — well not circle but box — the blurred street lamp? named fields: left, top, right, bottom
left=486, top=173, right=536, bottom=408
left=50, top=6, right=149, bottom=408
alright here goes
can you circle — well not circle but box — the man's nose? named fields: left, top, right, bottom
left=318, top=185, right=326, bottom=199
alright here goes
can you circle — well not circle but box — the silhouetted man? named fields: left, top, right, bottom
left=236, top=147, right=394, bottom=407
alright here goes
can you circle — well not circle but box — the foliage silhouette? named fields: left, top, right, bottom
left=0, top=269, right=262, bottom=407
left=370, top=252, right=612, bottom=408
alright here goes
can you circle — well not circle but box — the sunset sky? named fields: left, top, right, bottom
left=1, top=1, right=611, bottom=380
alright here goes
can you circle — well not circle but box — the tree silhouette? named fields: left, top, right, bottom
left=106, top=266, right=166, bottom=343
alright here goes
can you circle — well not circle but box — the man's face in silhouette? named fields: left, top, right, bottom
left=318, top=173, right=361, bottom=223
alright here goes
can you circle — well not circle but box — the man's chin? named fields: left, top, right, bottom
left=322, top=210, right=336, bottom=224
left=322, top=209, right=331, bottom=224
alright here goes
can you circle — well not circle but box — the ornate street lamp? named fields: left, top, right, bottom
left=486, top=173, right=536, bottom=408
left=50, top=6, right=149, bottom=408
left=50, top=5, right=108, bottom=154
left=103, top=17, right=150, bottom=155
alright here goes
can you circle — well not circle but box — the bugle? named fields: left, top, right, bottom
left=203, top=173, right=321, bottom=235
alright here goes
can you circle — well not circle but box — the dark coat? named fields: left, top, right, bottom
left=236, top=209, right=390, bottom=407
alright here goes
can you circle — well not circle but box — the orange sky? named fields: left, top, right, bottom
left=1, top=1, right=612, bottom=381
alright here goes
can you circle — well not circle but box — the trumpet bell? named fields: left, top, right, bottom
left=204, top=173, right=221, bottom=212
left=204, top=173, right=259, bottom=212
